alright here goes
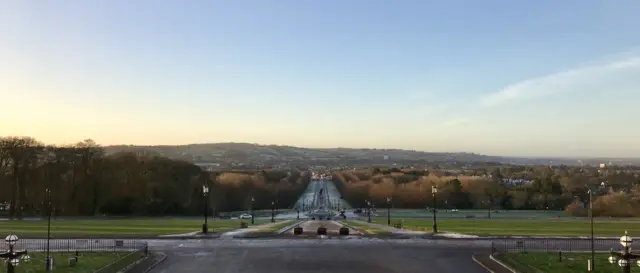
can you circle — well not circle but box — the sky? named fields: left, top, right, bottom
left=1, top=0, right=640, bottom=158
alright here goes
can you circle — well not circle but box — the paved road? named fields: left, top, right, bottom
left=280, top=179, right=356, bottom=220
left=148, top=239, right=489, bottom=273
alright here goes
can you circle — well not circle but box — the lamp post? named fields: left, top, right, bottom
left=588, top=189, right=595, bottom=270
left=271, top=201, right=275, bottom=223
left=1, top=234, right=31, bottom=273
left=296, top=207, right=300, bottom=219
left=432, top=185, right=438, bottom=233
left=365, top=200, right=372, bottom=223
left=45, top=188, right=52, bottom=272
left=386, top=197, right=392, bottom=225
left=250, top=196, right=255, bottom=225
left=608, top=231, right=640, bottom=273
left=202, top=185, right=209, bottom=234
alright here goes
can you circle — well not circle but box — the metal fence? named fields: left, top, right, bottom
left=94, top=244, right=149, bottom=273
left=0, top=239, right=148, bottom=273
left=0, top=238, right=146, bottom=253
left=490, top=238, right=621, bottom=254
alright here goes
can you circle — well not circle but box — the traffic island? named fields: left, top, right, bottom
left=230, top=220, right=298, bottom=238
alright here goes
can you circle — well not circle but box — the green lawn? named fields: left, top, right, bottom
left=370, top=218, right=640, bottom=236
left=255, top=221, right=294, bottom=233
left=0, top=219, right=270, bottom=236
left=378, top=209, right=568, bottom=219
left=228, top=209, right=294, bottom=217
left=0, top=252, right=132, bottom=273
left=499, top=252, right=627, bottom=273
left=342, top=220, right=390, bottom=235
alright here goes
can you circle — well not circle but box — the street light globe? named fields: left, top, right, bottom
left=21, top=254, right=31, bottom=262
left=637, top=260, right=640, bottom=267
left=5, top=234, right=18, bottom=245
left=619, top=258, right=629, bottom=267
left=620, top=231, right=633, bottom=247
left=10, top=258, right=20, bottom=267
left=609, top=256, right=617, bottom=264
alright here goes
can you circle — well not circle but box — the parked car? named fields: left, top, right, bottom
left=239, top=213, right=252, bottom=219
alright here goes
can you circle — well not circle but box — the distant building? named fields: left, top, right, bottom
left=195, top=162, right=221, bottom=172
left=502, top=178, right=532, bottom=185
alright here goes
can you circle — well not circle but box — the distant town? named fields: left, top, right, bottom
left=106, top=142, right=640, bottom=172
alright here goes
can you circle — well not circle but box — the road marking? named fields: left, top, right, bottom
left=472, top=253, right=495, bottom=273
left=240, top=249, right=248, bottom=261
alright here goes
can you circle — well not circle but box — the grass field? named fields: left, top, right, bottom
left=343, top=220, right=390, bottom=234
left=255, top=221, right=294, bottom=233
left=371, top=218, right=640, bottom=236
left=0, top=218, right=271, bottom=236
left=228, top=209, right=294, bottom=217
left=0, top=252, right=130, bottom=273
left=376, top=209, right=568, bottom=219
left=499, top=252, right=623, bottom=273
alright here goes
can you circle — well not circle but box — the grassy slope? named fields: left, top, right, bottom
left=342, top=220, right=390, bottom=234
left=0, top=219, right=270, bottom=236
left=0, top=252, right=131, bottom=273
left=369, top=218, right=640, bottom=236
left=500, top=252, right=619, bottom=273
left=254, top=221, right=294, bottom=233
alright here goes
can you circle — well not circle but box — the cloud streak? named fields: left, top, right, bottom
left=442, top=117, right=469, bottom=127
left=479, top=56, right=640, bottom=108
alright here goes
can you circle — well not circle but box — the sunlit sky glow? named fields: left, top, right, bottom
left=1, top=0, right=640, bottom=157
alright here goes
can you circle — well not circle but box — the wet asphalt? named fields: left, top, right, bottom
left=148, top=238, right=490, bottom=273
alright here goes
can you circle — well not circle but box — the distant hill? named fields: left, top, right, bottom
left=103, top=143, right=640, bottom=166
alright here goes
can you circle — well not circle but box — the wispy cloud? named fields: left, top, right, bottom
left=479, top=56, right=640, bottom=108
left=415, top=104, right=450, bottom=116
left=442, top=117, right=469, bottom=127
left=406, top=91, right=435, bottom=100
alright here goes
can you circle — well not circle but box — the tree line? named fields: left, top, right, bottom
left=332, top=166, right=640, bottom=217
left=0, top=136, right=310, bottom=219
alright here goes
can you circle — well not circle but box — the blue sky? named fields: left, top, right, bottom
left=1, top=0, right=639, bottom=157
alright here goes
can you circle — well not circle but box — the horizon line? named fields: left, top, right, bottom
left=105, top=142, right=638, bottom=160
left=3, top=137, right=635, bottom=160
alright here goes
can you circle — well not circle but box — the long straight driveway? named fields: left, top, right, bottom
left=149, top=239, right=489, bottom=273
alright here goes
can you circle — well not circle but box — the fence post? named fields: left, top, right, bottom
left=558, top=250, right=562, bottom=262
left=491, top=242, right=495, bottom=256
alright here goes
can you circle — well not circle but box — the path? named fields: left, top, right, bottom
left=348, top=219, right=430, bottom=235
left=219, top=220, right=292, bottom=239
left=148, top=239, right=489, bottom=273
